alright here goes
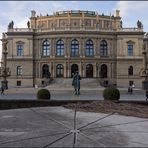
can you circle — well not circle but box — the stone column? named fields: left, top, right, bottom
left=93, top=63, right=96, bottom=77
left=52, top=38, right=56, bottom=57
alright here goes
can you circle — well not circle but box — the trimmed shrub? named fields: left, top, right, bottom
left=37, top=89, right=51, bottom=100
left=103, top=87, right=120, bottom=100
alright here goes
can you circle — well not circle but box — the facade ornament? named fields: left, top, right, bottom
left=120, top=20, right=122, bottom=28
left=137, top=20, right=143, bottom=29
left=27, top=21, right=30, bottom=28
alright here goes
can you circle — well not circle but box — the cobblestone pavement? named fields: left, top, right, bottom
left=0, top=87, right=146, bottom=101
left=0, top=107, right=148, bottom=147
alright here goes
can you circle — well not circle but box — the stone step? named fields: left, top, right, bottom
left=46, top=78, right=103, bottom=89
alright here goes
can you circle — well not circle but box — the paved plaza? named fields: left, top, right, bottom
left=0, top=87, right=146, bottom=101
left=0, top=107, right=148, bottom=147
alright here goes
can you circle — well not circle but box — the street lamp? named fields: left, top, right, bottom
left=0, top=33, right=11, bottom=89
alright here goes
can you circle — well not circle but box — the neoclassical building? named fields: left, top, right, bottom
left=1, top=10, right=146, bottom=88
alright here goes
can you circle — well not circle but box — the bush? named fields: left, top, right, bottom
left=103, top=87, right=120, bottom=100
left=37, top=89, right=51, bottom=100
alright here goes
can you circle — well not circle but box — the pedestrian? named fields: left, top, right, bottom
left=146, top=90, right=148, bottom=101
left=1, top=86, right=4, bottom=95
left=128, top=85, right=133, bottom=94
left=72, top=71, right=81, bottom=95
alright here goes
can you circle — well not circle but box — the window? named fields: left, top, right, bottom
left=86, top=39, right=94, bottom=56
left=100, top=40, right=108, bottom=56
left=42, top=40, right=50, bottom=56
left=17, top=44, right=23, bottom=56
left=17, top=81, right=21, bottom=86
left=128, top=66, right=133, bottom=76
left=56, top=64, right=64, bottom=77
left=128, top=45, right=133, bottom=56
left=17, top=66, right=22, bottom=76
left=71, top=39, right=79, bottom=56
left=56, top=39, right=64, bottom=56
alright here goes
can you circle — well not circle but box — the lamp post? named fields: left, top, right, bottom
left=0, top=33, right=11, bottom=89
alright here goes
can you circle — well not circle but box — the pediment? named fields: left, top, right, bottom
left=16, top=41, right=25, bottom=44
left=126, top=40, right=135, bottom=44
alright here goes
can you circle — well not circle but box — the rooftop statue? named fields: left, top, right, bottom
left=137, top=20, right=143, bottom=29
left=8, top=20, right=14, bottom=29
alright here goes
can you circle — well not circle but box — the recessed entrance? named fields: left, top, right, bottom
left=86, top=64, right=93, bottom=78
left=71, top=64, right=78, bottom=77
left=100, top=64, right=107, bottom=78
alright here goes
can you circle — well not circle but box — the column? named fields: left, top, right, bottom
left=39, top=62, right=41, bottom=78
left=94, top=63, right=96, bottom=77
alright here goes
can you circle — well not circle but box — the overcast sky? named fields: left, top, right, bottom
left=0, top=1, right=148, bottom=58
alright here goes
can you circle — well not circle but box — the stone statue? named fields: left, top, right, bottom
left=137, top=20, right=143, bottom=29
left=72, top=71, right=81, bottom=95
left=120, top=20, right=122, bottom=28
left=8, top=21, right=14, bottom=29
left=27, top=21, right=30, bottom=28
left=11, top=21, right=14, bottom=28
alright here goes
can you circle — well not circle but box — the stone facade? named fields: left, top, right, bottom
left=1, top=10, right=146, bottom=88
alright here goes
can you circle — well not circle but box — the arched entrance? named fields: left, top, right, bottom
left=42, top=64, right=50, bottom=78
left=86, top=64, right=93, bottom=78
left=71, top=64, right=78, bottom=77
left=99, top=64, right=107, bottom=78
left=56, top=64, right=64, bottom=77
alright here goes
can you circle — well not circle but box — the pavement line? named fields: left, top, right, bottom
left=42, top=132, right=72, bottom=148
left=81, top=119, right=148, bottom=131
left=0, top=131, right=68, bottom=145
left=79, top=132, right=106, bottom=147
left=28, top=108, right=72, bottom=130
left=78, top=112, right=115, bottom=130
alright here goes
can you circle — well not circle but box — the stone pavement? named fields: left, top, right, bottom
left=0, top=107, right=148, bottom=147
left=0, top=87, right=146, bottom=101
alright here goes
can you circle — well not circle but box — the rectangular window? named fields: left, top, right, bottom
left=17, top=81, right=21, bottom=86
left=17, top=45, right=23, bottom=56
left=128, top=45, right=133, bottom=56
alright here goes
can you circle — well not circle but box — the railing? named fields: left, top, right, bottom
left=8, top=28, right=34, bottom=32
left=117, top=28, right=143, bottom=32
left=7, top=27, right=143, bottom=33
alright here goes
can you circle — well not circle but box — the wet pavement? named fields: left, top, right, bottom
left=0, top=107, right=148, bottom=147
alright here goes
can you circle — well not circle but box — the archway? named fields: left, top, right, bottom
left=42, top=64, right=50, bottom=78
left=99, top=64, right=107, bottom=78
left=86, top=64, right=93, bottom=78
left=71, top=64, right=78, bottom=77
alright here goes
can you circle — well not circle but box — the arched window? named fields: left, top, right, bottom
left=71, top=39, right=79, bottom=56
left=42, top=64, right=49, bottom=78
left=128, top=66, right=133, bottom=76
left=86, top=39, right=94, bottom=56
left=56, top=39, right=64, bottom=56
left=56, top=64, right=64, bottom=77
left=100, top=40, right=108, bottom=56
left=42, top=40, right=50, bottom=56
left=17, top=66, right=22, bottom=76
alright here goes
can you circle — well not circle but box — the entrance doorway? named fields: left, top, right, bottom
left=86, top=64, right=93, bottom=78
left=99, top=64, right=107, bottom=78
left=71, top=64, right=78, bottom=77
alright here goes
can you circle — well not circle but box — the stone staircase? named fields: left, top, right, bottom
left=46, top=78, right=104, bottom=90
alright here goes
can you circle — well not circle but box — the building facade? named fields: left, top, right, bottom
left=1, top=10, right=146, bottom=88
